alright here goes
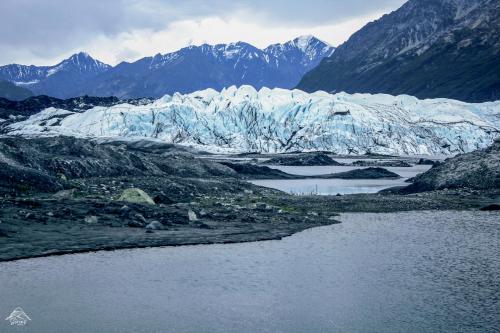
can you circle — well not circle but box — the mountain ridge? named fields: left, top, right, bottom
left=83, top=35, right=334, bottom=98
left=297, top=0, right=500, bottom=102
left=0, top=36, right=334, bottom=99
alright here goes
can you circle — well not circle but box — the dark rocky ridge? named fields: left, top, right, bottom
left=263, top=152, right=343, bottom=166
left=0, top=136, right=235, bottom=194
left=220, top=162, right=399, bottom=180
left=352, top=160, right=413, bottom=168
left=0, top=95, right=152, bottom=119
left=400, top=138, right=500, bottom=192
left=219, top=162, right=300, bottom=179
left=317, top=167, right=400, bottom=179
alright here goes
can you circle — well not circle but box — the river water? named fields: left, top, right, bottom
left=1, top=211, right=498, bottom=333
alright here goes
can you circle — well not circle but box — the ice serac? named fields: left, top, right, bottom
left=6, top=86, right=500, bottom=155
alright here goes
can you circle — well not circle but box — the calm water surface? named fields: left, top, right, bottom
left=251, top=164, right=431, bottom=195
left=203, top=155, right=432, bottom=195
left=1, top=211, right=499, bottom=333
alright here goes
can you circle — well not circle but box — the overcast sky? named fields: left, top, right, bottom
left=0, top=0, right=406, bottom=66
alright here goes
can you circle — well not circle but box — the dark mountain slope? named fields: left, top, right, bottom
left=0, top=80, right=33, bottom=100
left=297, top=0, right=500, bottom=102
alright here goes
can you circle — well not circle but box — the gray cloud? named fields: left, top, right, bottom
left=0, top=0, right=406, bottom=65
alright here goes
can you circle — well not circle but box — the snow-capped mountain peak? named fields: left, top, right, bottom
left=0, top=53, right=111, bottom=98
left=79, top=36, right=335, bottom=98
left=0, top=36, right=334, bottom=98
left=294, top=35, right=317, bottom=51
left=60, top=52, right=111, bottom=72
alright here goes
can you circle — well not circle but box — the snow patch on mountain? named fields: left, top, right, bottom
left=6, top=86, right=500, bottom=155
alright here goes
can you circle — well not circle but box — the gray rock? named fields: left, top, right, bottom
left=25, top=212, right=36, bottom=220
left=195, top=222, right=211, bottom=229
left=84, top=215, right=98, bottom=224
left=53, top=188, right=76, bottom=199
left=146, top=221, right=164, bottom=230
left=256, top=202, right=268, bottom=210
left=188, top=210, right=198, bottom=222
left=134, top=213, right=147, bottom=224
left=127, top=220, right=144, bottom=228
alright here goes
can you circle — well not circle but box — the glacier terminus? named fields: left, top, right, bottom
left=6, top=85, right=499, bottom=155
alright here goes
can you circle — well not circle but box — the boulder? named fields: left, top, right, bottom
left=146, top=221, right=164, bottom=230
left=133, top=213, right=147, bottom=224
left=84, top=215, right=98, bottom=224
left=53, top=188, right=76, bottom=199
left=188, top=210, right=198, bottom=221
left=117, top=188, right=155, bottom=205
left=127, top=220, right=144, bottom=228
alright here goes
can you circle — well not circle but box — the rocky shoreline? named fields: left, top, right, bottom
left=1, top=187, right=497, bottom=262
left=0, top=137, right=498, bottom=262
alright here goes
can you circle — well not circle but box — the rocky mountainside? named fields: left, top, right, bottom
left=0, top=80, right=33, bottom=101
left=0, top=36, right=334, bottom=99
left=0, top=53, right=111, bottom=99
left=0, top=136, right=235, bottom=194
left=4, top=86, right=499, bottom=155
left=297, top=0, right=500, bottom=102
left=402, top=138, right=500, bottom=192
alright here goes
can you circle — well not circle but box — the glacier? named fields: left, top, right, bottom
left=5, top=85, right=500, bottom=155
